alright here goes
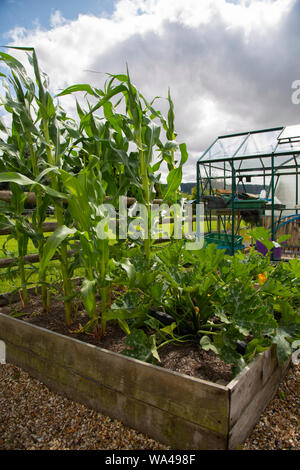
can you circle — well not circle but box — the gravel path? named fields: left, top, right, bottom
left=0, top=361, right=299, bottom=450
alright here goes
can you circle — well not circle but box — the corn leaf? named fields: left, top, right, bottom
left=0, top=172, right=66, bottom=199
left=39, top=225, right=76, bottom=276
left=81, top=279, right=97, bottom=319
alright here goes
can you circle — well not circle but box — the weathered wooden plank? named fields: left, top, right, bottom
left=0, top=191, right=162, bottom=207
left=227, top=345, right=278, bottom=428
left=0, top=218, right=197, bottom=236
left=0, top=221, right=58, bottom=236
left=0, top=249, right=76, bottom=268
left=262, top=345, right=278, bottom=384
left=4, top=335, right=226, bottom=450
left=0, top=313, right=229, bottom=439
left=228, top=358, right=290, bottom=449
left=0, top=191, right=37, bottom=205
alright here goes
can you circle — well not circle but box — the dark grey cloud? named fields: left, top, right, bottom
left=86, top=1, right=300, bottom=184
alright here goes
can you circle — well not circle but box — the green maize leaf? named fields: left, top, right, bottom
left=56, top=84, right=98, bottom=98
left=161, top=143, right=188, bottom=202
left=150, top=158, right=163, bottom=173
left=179, top=142, right=189, bottom=165
left=36, top=166, right=60, bottom=182
left=0, top=172, right=66, bottom=199
left=164, top=141, right=178, bottom=151
left=106, top=73, right=129, bottom=82
left=144, top=122, right=161, bottom=166
left=0, top=214, right=13, bottom=231
left=103, top=101, right=122, bottom=134
left=75, top=99, right=85, bottom=120
left=163, top=166, right=182, bottom=202
left=166, top=88, right=175, bottom=141
left=0, top=171, right=41, bottom=186
left=4, top=47, right=45, bottom=103
left=0, top=117, right=8, bottom=133
left=117, top=319, right=131, bottom=336
left=1, top=46, right=34, bottom=52
left=39, top=225, right=76, bottom=276
left=0, top=51, right=26, bottom=73
left=81, top=279, right=97, bottom=319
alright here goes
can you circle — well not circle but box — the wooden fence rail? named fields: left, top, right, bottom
left=0, top=236, right=182, bottom=269
left=0, top=191, right=163, bottom=207
left=0, top=250, right=77, bottom=269
left=0, top=217, right=199, bottom=236
left=0, top=191, right=203, bottom=268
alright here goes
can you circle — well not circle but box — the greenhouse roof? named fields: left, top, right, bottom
left=198, top=126, right=300, bottom=172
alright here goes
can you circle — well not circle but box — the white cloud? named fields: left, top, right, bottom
left=2, top=0, right=300, bottom=182
left=50, top=10, right=66, bottom=28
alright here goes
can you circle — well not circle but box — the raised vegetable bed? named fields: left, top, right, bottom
left=0, top=310, right=290, bottom=450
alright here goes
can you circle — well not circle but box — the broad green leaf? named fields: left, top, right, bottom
left=272, top=301, right=300, bottom=363
left=160, top=322, right=177, bottom=337
left=122, top=328, right=157, bottom=364
left=277, top=234, right=290, bottom=244
left=272, top=334, right=292, bottom=364
left=120, top=259, right=136, bottom=286
left=150, top=334, right=161, bottom=362
left=200, top=335, right=219, bottom=355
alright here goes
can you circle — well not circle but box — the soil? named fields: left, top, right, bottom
left=1, top=284, right=233, bottom=385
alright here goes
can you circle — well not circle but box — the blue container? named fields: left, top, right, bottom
left=204, top=232, right=244, bottom=254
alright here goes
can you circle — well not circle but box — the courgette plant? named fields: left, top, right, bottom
left=115, top=235, right=300, bottom=376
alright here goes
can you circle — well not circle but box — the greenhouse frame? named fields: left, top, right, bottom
left=196, top=125, right=300, bottom=259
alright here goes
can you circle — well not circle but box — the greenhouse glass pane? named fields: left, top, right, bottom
left=278, top=124, right=300, bottom=142
left=201, top=134, right=247, bottom=161
left=236, top=130, right=281, bottom=157
left=275, top=140, right=300, bottom=154
left=274, top=154, right=298, bottom=168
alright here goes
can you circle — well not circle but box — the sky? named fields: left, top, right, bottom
left=1, top=0, right=300, bottom=183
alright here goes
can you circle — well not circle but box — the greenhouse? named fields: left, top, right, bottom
left=196, top=125, right=300, bottom=259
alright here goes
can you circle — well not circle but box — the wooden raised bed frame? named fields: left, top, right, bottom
left=0, top=311, right=290, bottom=450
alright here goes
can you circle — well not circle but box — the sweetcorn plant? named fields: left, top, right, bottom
left=0, top=47, right=189, bottom=336
left=0, top=47, right=76, bottom=320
